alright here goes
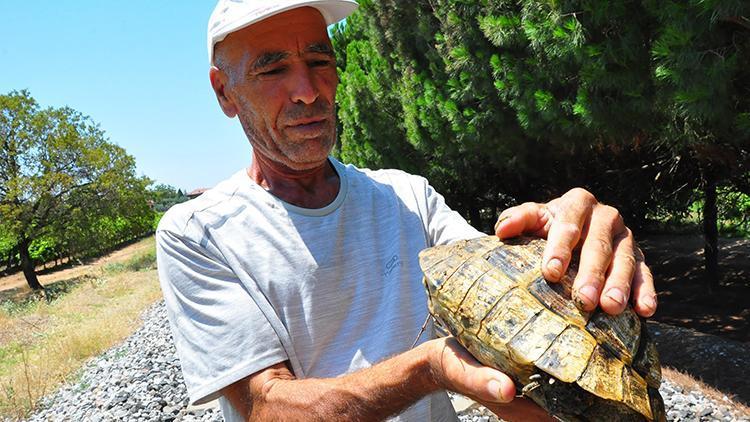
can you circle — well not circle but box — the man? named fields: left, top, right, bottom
left=156, top=1, right=657, bottom=421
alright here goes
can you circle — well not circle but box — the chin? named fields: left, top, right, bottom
left=288, top=139, right=335, bottom=163
left=289, top=153, right=332, bottom=170
left=273, top=149, right=330, bottom=172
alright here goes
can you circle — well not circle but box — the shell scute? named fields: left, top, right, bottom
left=507, top=308, right=569, bottom=365
left=535, top=325, right=597, bottom=383
left=420, top=236, right=665, bottom=421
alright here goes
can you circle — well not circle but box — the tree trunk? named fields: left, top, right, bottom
left=18, top=238, right=44, bottom=291
left=5, top=245, right=18, bottom=273
left=703, top=174, right=720, bottom=293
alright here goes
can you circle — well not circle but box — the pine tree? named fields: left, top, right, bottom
left=645, top=0, right=750, bottom=289
left=332, top=1, right=750, bottom=286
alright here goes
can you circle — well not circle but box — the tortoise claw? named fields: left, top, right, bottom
left=521, top=380, right=541, bottom=396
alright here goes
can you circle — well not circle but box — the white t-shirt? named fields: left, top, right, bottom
left=156, top=158, right=482, bottom=421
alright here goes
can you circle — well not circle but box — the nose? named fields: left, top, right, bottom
left=290, top=65, right=319, bottom=105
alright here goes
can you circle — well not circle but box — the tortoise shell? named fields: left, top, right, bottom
left=419, top=236, right=665, bottom=421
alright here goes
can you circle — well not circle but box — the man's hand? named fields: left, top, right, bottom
left=428, top=337, right=554, bottom=422
left=223, top=337, right=555, bottom=421
left=493, top=188, right=657, bottom=317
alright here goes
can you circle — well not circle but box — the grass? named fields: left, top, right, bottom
left=0, top=237, right=162, bottom=420
left=103, top=248, right=156, bottom=274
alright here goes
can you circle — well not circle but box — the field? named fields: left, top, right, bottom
left=0, top=237, right=162, bottom=419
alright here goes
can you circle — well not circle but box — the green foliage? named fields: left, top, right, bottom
left=149, top=183, right=188, bottom=212
left=332, top=0, right=750, bottom=233
left=153, top=212, right=165, bottom=231
left=0, top=226, right=16, bottom=267
left=0, top=90, right=155, bottom=285
left=719, top=190, right=750, bottom=236
left=650, top=187, right=750, bottom=237
left=28, top=235, right=59, bottom=263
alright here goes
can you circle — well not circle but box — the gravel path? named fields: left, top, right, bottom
left=23, top=301, right=750, bottom=421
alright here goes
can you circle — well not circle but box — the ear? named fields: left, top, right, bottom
left=209, top=66, right=239, bottom=118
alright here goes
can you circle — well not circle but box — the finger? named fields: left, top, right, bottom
left=631, top=246, right=657, bottom=317
left=435, top=338, right=516, bottom=404
left=542, top=193, right=594, bottom=282
left=598, top=228, right=635, bottom=315
left=484, top=397, right=555, bottom=422
left=571, top=205, right=623, bottom=311
left=494, top=202, right=548, bottom=239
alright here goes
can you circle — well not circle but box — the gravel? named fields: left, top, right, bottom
left=26, top=302, right=222, bottom=422
left=21, top=301, right=750, bottom=422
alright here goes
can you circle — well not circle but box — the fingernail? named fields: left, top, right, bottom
left=546, top=258, right=563, bottom=279
left=643, top=295, right=657, bottom=311
left=605, top=288, right=627, bottom=306
left=494, top=215, right=510, bottom=233
left=577, top=285, right=598, bottom=307
left=487, top=379, right=507, bottom=401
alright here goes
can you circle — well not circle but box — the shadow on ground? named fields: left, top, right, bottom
left=640, top=234, right=749, bottom=406
left=640, top=234, right=749, bottom=343
left=648, top=321, right=750, bottom=406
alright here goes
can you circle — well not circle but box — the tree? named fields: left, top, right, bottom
left=333, top=0, right=660, bottom=230
left=333, top=1, right=528, bottom=231
left=646, top=0, right=750, bottom=289
left=0, top=90, right=154, bottom=290
left=149, top=183, right=188, bottom=212
left=333, top=1, right=749, bottom=288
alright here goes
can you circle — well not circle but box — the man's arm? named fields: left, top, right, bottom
left=495, top=188, right=657, bottom=317
left=223, top=337, right=553, bottom=422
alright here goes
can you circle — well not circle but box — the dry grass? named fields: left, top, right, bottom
left=0, top=237, right=162, bottom=420
left=663, top=366, right=750, bottom=416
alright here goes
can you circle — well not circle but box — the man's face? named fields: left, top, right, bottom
left=212, top=8, right=338, bottom=171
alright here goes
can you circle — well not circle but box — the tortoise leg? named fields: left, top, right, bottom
left=521, top=381, right=541, bottom=396
left=520, top=373, right=543, bottom=397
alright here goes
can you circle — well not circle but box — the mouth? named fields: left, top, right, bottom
left=284, top=117, right=329, bottom=138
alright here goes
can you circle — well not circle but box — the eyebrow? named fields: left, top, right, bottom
left=305, top=43, right=334, bottom=56
left=250, top=43, right=334, bottom=71
left=251, top=51, right=290, bottom=71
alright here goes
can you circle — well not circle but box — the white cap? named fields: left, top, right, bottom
left=207, top=0, right=359, bottom=65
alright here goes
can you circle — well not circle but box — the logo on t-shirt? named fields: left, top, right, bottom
left=383, top=254, right=402, bottom=277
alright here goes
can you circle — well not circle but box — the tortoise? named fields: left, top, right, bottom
left=419, top=236, right=665, bottom=421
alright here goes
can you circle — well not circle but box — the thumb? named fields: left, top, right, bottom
left=495, top=203, right=549, bottom=239
left=474, top=368, right=516, bottom=404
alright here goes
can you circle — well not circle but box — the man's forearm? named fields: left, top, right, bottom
left=227, top=341, right=441, bottom=421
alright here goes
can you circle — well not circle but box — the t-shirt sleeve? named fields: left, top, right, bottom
left=421, top=179, right=484, bottom=246
left=156, top=229, right=288, bottom=405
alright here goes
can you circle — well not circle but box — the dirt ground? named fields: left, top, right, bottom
left=638, top=234, right=750, bottom=407
left=639, top=234, right=750, bottom=343
left=0, top=238, right=154, bottom=303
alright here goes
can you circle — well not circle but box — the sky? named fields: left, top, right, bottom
left=0, top=1, right=254, bottom=192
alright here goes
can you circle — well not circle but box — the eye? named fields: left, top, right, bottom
left=259, top=67, right=286, bottom=76
left=310, top=59, right=332, bottom=68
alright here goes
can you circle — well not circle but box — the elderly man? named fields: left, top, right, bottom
left=156, top=1, right=657, bottom=421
